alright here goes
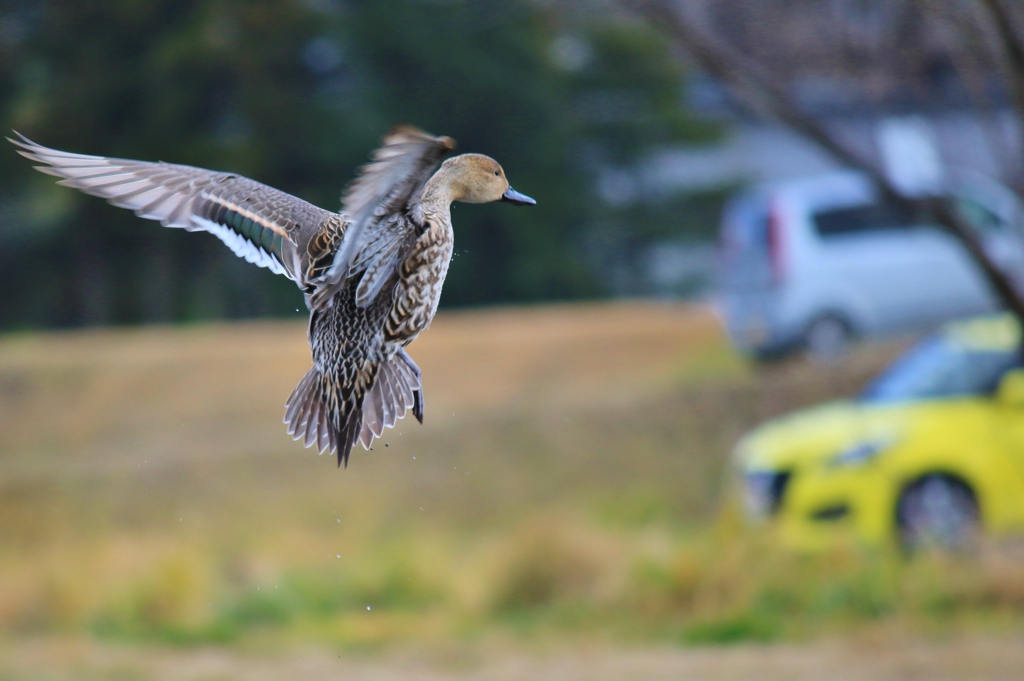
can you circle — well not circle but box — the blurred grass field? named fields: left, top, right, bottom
left=2, top=302, right=1024, bottom=678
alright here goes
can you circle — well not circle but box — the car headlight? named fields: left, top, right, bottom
left=744, top=470, right=792, bottom=518
left=830, top=438, right=894, bottom=468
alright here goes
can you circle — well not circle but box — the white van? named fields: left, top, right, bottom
left=716, top=171, right=1024, bottom=358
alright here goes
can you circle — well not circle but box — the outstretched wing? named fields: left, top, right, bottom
left=310, top=125, right=454, bottom=309
left=10, top=133, right=339, bottom=287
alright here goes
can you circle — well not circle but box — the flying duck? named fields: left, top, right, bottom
left=10, top=126, right=536, bottom=466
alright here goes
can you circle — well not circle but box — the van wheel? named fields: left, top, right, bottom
left=804, top=315, right=853, bottom=360
left=896, top=474, right=980, bottom=552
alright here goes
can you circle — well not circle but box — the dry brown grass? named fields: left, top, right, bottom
left=2, top=301, right=1024, bottom=679
left=5, top=633, right=1024, bottom=681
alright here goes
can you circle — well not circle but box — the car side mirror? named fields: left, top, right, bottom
left=997, top=369, right=1024, bottom=406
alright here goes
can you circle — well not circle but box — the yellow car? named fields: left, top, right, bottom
left=736, top=314, right=1024, bottom=550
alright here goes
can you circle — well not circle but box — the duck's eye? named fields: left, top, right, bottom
left=493, top=170, right=500, bottom=176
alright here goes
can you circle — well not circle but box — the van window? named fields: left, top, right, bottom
left=812, top=201, right=920, bottom=238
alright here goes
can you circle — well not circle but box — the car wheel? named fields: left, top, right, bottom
left=804, top=315, right=853, bottom=360
left=896, top=474, right=980, bottom=552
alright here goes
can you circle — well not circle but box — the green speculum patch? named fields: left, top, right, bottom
left=221, top=208, right=281, bottom=255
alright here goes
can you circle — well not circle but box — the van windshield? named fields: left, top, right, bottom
left=860, top=336, right=1020, bottom=403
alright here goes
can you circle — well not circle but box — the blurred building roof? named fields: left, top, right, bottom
left=643, top=108, right=1023, bottom=193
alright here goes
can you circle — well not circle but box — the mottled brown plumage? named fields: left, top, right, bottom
left=10, top=127, right=535, bottom=466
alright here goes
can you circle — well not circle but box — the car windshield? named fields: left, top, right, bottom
left=861, top=336, right=1021, bottom=403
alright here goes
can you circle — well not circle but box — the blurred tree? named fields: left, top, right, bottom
left=622, top=0, right=1024, bottom=324
left=341, top=2, right=719, bottom=303
left=0, top=0, right=715, bottom=329
left=0, top=0, right=376, bottom=327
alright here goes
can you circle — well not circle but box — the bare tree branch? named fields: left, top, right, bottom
left=977, top=0, right=1024, bottom=127
left=916, top=0, right=1022, bottom=191
left=621, top=0, right=871, bottom=172
left=620, top=0, right=1024, bottom=325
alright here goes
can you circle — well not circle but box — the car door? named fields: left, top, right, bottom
left=809, top=201, right=940, bottom=333
left=907, top=225, right=995, bottom=326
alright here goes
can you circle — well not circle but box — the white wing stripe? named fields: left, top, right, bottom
left=193, top=216, right=287, bottom=275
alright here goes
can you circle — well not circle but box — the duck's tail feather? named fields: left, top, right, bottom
left=285, top=348, right=424, bottom=466
left=357, top=349, right=425, bottom=449
left=284, top=366, right=363, bottom=468
left=398, top=348, right=425, bottom=425
left=336, top=408, right=363, bottom=468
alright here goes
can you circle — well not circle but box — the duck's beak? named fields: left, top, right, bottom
left=501, top=186, right=536, bottom=206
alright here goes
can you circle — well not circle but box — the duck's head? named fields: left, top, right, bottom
left=435, top=153, right=536, bottom=206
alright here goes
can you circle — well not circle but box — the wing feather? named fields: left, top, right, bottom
left=351, top=215, right=409, bottom=306
left=310, top=126, right=454, bottom=309
left=10, top=133, right=338, bottom=286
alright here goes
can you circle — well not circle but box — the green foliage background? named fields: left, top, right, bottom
left=0, top=0, right=719, bottom=329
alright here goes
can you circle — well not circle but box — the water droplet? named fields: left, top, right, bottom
left=336, top=554, right=341, bottom=558
left=412, top=456, right=416, bottom=460
left=366, top=606, right=371, bottom=611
